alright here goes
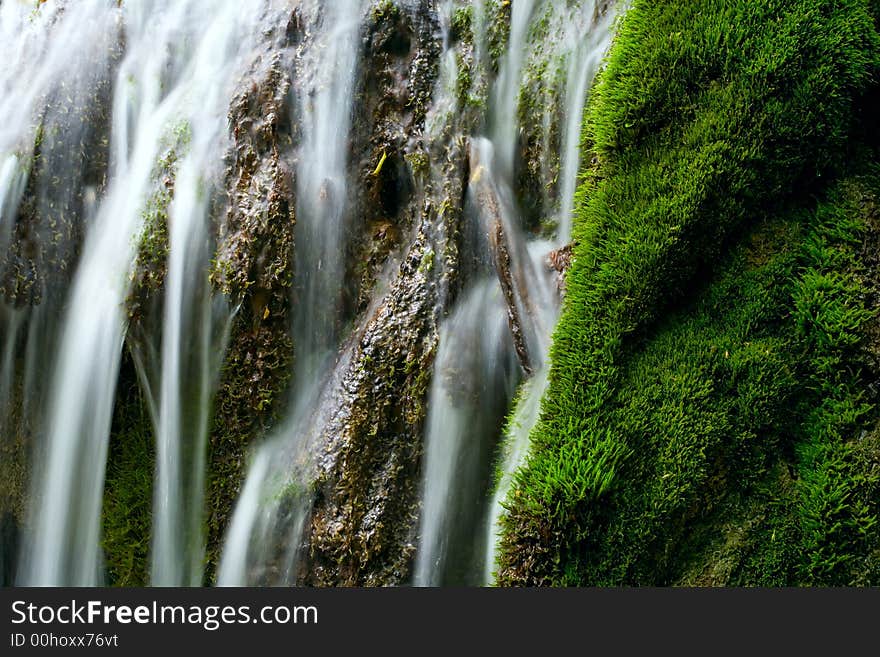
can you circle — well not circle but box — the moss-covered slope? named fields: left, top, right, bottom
left=498, top=0, right=880, bottom=586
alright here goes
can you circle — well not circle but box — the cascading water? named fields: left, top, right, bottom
left=10, top=0, right=273, bottom=586
left=478, top=1, right=618, bottom=584
left=217, top=0, right=367, bottom=586
left=556, top=3, right=621, bottom=244
left=413, top=0, right=618, bottom=586
left=2, top=0, right=619, bottom=588
left=413, top=279, right=518, bottom=585
left=291, top=0, right=366, bottom=391
left=0, top=1, right=119, bottom=586
left=147, top=2, right=276, bottom=587
left=491, top=0, right=538, bottom=181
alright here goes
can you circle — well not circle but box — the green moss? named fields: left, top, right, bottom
left=101, top=357, right=154, bottom=587
left=451, top=25, right=488, bottom=121
left=205, top=317, right=293, bottom=576
left=793, top=182, right=880, bottom=584
left=202, top=57, right=296, bottom=581
left=0, top=380, right=28, bottom=529
left=126, top=120, right=191, bottom=324
left=404, top=149, right=429, bottom=180
left=451, top=5, right=474, bottom=45
left=455, top=51, right=474, bottom=109
left=484, top=0, right=511, bottom=73
left=498, top=0, right=880, bottom=586
left=418, top=248, right=435, bottom=273
left=370, top=0, right=400, bottom=23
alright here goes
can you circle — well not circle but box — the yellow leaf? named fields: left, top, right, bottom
left=372, top=150, right=388, bottom=176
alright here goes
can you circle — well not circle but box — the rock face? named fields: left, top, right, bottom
left=469, top=156, right=534, bottom=376
left=1, top=48, right=118, bottom=310
left=346, top=0, right=441, bottom=317
left=110, top=0, right=479, bottom=584
left=190, top=0, right=506, bottom=585
left=547, top=243, right=573, bottom=295
left=299, top=0, right=470, bottom=586
left=304, top=228, right=443, bottom=586
left=2, top=0, right=505, bottom=586
left=199, top=0, right=475, bottom=584
left=206, top=46, right=298, bottom=573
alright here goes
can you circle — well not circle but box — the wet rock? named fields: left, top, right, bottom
left=491, top=219, right=533, bottom=375
left=302, top=218, right=441, bottom=586
left=294, top=0, right=515, bottom=581
left=126, top=142, right=179, bottom=334
left=0, top=33, right=120, bottom=308
left=295, top=1, right=485, bottom=585
left=212, top=53, right=295, bottom=305
left=468, top=146, right=535, bottom=376
left=347, top=0, right=441, bottom=317
left=547, top=242, right=573, bottom=295
left=205, top=45, right=298, bottom=575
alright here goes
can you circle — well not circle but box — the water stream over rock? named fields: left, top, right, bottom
left=0, top=0, right=617, bottom=587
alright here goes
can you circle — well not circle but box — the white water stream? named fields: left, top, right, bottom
left=10, top=0, right=272, bottom=585
left=0, top=0, right=618, bottom=588
left=414, top=0, right=617, bottom=586
left=217, top=0, right=367, bottom=586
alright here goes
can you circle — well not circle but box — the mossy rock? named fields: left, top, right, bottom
left=498, top=0, right=880, bottom=586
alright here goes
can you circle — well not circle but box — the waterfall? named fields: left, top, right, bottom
left=2, top=0, right=619, bottom=588
left=491, top=0, right=538, bottom=182
left=413, top=280, right=517, bottom=585
left=0, top=1, right=118, bottom=586
left=556, top=4, right=621, bottom=244
left=10, top=0, right=271, bottom=586
left=482, top=363, right=549, bottom=583
left=413, top=0, right=618, bottom=586
left=290, top=0, right=366, bottom=392
left=148, top=2, right=272, bottom=587
left=479, top=1, right=618, bottom=584
left=218, top=0, right=367, bottom=586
